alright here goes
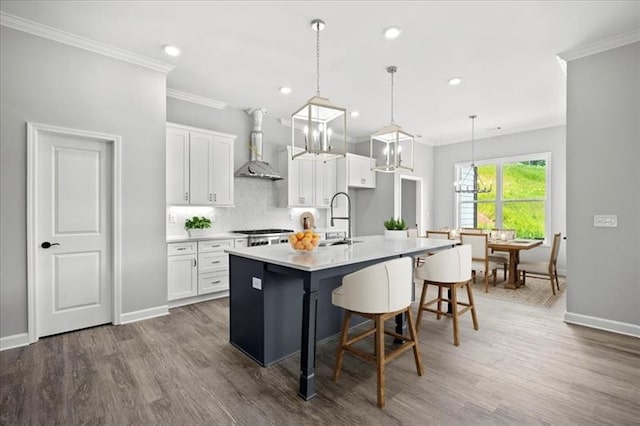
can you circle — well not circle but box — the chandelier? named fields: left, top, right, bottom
left=291, top=19, right=347, bottom=161
left=454, top=115, right=492, bottom=193
left=370, top=66, right=414, bottom=173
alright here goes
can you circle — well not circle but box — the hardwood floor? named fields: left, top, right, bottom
left=1, top=290, right=639, bottom=425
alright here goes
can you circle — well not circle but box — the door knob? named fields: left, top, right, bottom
left=41, top=242, right=60, bottom=249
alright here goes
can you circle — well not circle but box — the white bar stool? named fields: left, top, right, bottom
left=415, top=245, right=479, bottom=346
left=331, top=257, right=423, bottom=408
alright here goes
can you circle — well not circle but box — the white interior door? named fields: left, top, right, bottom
left=36, top=132, right=113, bottom=337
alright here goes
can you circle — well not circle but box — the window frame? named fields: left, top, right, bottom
left=453, top=152, right=552, bottom=244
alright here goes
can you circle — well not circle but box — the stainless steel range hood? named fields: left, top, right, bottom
left=235, top=108, right=283, bottom=181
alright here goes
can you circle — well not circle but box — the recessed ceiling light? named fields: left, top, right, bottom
left=350, top=111, right=360, bottom=118
left=383, top=26, right=401, bottom=40
left=279, top=86, right=292, bottom=95
left=448, top=77, right=462, bottom=86
left=163, top=44, right=181, bottom=57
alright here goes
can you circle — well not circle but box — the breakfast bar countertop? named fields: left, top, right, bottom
left=225, top=235, right=455, bottom=271
left=166, top=233, right=247, bottom=243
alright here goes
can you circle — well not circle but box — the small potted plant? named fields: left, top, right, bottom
left=383, top=217, right=408, bottom=240
left=185, top=216, right=212, bottom=238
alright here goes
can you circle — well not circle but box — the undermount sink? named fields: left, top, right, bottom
left=319, top=239, right=363, bottom=247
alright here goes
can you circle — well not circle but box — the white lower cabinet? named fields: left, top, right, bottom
left=167, top=238, right=235, bottom=304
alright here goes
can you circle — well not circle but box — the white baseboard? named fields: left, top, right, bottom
left=564, top=312, right=640, bottom=338
left=119, top=305, right=169, bottom=324
left=0, top=333, right=30, bottom=351
left=168, top=291, right=229, bottom=309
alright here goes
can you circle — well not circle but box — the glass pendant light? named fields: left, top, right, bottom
left=370, top=66, right=414, bottom=173
left=291, top=19, right=347, bottom=161
left=454, top=115, right=492, bottom=193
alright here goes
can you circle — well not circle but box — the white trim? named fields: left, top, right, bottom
left=564, top=312, right=640, bottom=338
left=167, top=88, right=227, bottom=110
left=557, top=29, right=640, bottom=62
left=27, top=122, right=123, bottom=343
left=166, top=122, right=237, bottom=140
left=167, top=291, right=229, bottom=309
left=0, top=11, right=174, bottom=74
left=120, top=305, right=169, bottom=324
left=0, top=333, right=30, bottom=351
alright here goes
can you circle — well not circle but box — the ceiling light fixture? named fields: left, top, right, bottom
left=369, top=66, right=414, bottom=173
left=383, top=26, right=401, bottom=39
left=448, top=77, right=462, bottom=86
left=163, top=44, right=181, bottom=57
left=279, top=86, right=292, bottom=95
left=454, top=115, right=492, bottom=194
left=350, top=111, right=360, bottom=118
left=290, top=19, right=347, bottom=161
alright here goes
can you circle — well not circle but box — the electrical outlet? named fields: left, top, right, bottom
left=168, top=213, right=177, bottom=224
left=289, top=212, right=294, bottom=221
left=593, top=215, right=617, bottom=227
left=210, top=212, right=216, bottom=222
left=252, top=277, right=262, bottom=290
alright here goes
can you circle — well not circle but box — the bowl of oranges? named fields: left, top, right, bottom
left=288, top=230, right=321, bottom=252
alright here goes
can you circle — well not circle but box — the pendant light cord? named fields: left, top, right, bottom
left=316, top=21, right=321, bottom=96
left=471, top=115, right=475, bottom=167
left=390, top=70, right=395, bottom=125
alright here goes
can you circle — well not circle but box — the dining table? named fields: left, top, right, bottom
left=488, top=239, right=543, bottom=289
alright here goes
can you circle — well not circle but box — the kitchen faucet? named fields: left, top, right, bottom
left=330, top=192, right=353, bottom=244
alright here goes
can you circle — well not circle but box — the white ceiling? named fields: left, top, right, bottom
left=2, top=1, right=639, bottom=145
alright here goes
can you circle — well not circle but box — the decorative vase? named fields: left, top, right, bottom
left=384, top=229, right=407, bottom=240
left=188, top=228, right=212, bottom=238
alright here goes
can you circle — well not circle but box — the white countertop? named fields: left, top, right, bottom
left=225, top=235, right=456, bottom=272
left=167, top=233, right=247, bottom=243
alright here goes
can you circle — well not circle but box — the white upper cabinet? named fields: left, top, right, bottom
left=166, top=127, right=190, bottom=204
left=211, top=135, right=234, bottom=206
left=166, top=123, right=235, bottom=206
left=315, top=158, right=337, bottom=207
left=347, top=153, right=376, bottom=189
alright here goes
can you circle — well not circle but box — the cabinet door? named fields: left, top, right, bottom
left=212, top=136, right=234, bottom=206
left=347, top=154, right=376, bottom=189
left=166, top=127, right=190, bottom=204
left=315, top=159, right=337, bottom=207
left=189, top=131, right=215, bottom=205
left=167, top=254, right=197, bottom=300
left=297, top=158, right=315, bottom=206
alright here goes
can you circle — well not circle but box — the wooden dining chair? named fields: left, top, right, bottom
left=488, top=229, right=516, bottom=280
left=517, top=233, right=562, bottom=295
left=460, top=233, right=498, bottom=292
left=426, top=230, right=450, bottom=239
left=461, top=228, right=485, bottom=234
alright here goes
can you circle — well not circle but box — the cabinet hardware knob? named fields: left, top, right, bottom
left=193, top=259, right=197, bottom=267
left=209, top=193, right=212, bottom=201
left=185, top=192, right=189, bottom=201
left=211, top=280, right=221, bottom=284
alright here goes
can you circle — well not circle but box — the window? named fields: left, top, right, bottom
left=455, top=153, right=550, bottom=241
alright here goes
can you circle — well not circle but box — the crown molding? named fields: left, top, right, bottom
left=557, top=29, right=640, bottom=62
left=0, top=11, right=174, bottom=74
left=166, top=88, right=227, bottom=110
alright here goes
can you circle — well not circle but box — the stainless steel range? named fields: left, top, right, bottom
left=232, top=229, right=294, bottom=247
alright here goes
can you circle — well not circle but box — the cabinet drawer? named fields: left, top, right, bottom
left=198, top=239, right=233, bottom=253
left=198, top=252, right=228, bottom=273
left=198, top=271, right=229, bottom=295
left=167, top=242, right=197, bottom=256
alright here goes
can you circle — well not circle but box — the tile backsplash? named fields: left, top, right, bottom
left=167, top=178, right=329, bottom=236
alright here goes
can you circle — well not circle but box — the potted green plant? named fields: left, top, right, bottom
left=185, top=216, right=212, bottom=238
left=383, top=217, right=408, bottom=240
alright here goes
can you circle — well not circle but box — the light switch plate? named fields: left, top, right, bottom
left=594, top=215, right=618, bottom=227
left=168, top=213, right=177, bottom=224
left=252, top=277, right=262, bottom=290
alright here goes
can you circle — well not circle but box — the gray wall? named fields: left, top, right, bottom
left=565, top=42, right=640, bottom=327
left=402, top=179, right=417, bottom=229
left=433, top=125, right=567, bottom=269
left=0, top=28, right=168, bottom=337
left=351, top=140, right=435, bottom=236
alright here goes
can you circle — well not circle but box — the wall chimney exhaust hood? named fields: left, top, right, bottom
left=234, top=108, right=283, bottom=181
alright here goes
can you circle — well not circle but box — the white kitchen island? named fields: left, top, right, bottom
left=225, top=235, right=456, bottom=401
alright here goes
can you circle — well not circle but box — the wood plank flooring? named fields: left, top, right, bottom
left=1, top=287, right=639, bottom=425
